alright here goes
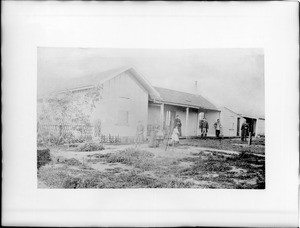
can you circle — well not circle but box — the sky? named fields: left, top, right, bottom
left=38, top=48, right=265, bottom=117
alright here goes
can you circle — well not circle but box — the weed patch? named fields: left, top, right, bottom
left=87, top=148, right=156, bottom=171
left=77, top=142, right=105, bottom=152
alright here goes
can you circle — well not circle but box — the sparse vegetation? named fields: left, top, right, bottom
left=38, top=163, right=191, bottom=189
left=183, top=138, right=265, bottom=154
left=76, top=142, right=105, bottom=152
left=104, top=148, right=155, bottom=170
left=38, top=138, right=265, bottom=189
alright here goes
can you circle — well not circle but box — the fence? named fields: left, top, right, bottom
left=38, top=124, right=93, bottom=137
left=37, top=123, right=122, bottom=144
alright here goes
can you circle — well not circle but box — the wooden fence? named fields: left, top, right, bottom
left=38, top=124, right=93, bottom=136
left=37, top=123, right=121, bottom=143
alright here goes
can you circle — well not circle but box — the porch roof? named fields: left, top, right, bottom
left=241, top=114, right=265, bottom=120
left=153, top=87, right=219, bottom=111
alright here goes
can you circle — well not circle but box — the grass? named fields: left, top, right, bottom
left=182, top=138, right=265, bottom=154
left=38, top=164, right=191, bottom=189
left=38, top=139, right=265, bottom=189
left=175, top=151, right=265, bottom=189
left=87, top=147, right=158, bottom=171
left=38, top=147, right=193, bottom=188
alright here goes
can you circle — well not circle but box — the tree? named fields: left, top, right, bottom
left=38, top=85, right=103, bottom=126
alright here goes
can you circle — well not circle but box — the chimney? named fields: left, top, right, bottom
left=194, top=81, right=199, bottom=94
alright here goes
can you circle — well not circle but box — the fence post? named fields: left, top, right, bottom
left=59, top=124, right=62, bottom=136
left=248, top=132, right=252, bottom=145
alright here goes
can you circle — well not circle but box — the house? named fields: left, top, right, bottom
left=220, top=107, right=265, bottom=137
left=38, top=66, right=220, bottom=141
left=219, top=107, right=246, bottom=137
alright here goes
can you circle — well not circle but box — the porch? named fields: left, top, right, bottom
left=147, top=101, right=220, bottom=138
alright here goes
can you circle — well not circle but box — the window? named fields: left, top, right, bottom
left=117, top=110, right=129, bottom=125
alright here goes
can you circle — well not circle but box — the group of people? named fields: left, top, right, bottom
left=135, top=114, right=251, bottom=147
left=173, top=115, right=250, bottom=141
left=199, top=117, right=222, bottom=139
left=171, top=115, right=223, bottom=145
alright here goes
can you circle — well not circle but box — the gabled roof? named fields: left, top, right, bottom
left=39, top=66, right=218, bottom=111
left=38, top=66, right=162, bottom=100
left=57, top=67, right=127, bottom=91
left=241, top=114, right=265, bottom=120
left=154, top=87, right=219, bottom=111
left=223, top=107, right=265, bottom=120
left=223, top=106, right=244, bottom=117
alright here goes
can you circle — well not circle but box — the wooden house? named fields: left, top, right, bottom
left=38, top=66, right=221, bottom=141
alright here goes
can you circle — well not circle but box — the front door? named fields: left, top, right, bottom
left=165, top=110, right=176, bottom=132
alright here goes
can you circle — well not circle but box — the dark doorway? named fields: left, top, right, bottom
left=237, top=117, right=240, bottom=136
left=244, top=117, right=256, bottom=136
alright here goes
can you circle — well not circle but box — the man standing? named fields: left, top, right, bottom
left=241, top=121, right=249, bottom=141
left=199, top=117, right=209, bottom=139
left=174, top=114, right=182, bottom=136
left=214, top=119, right=222, bottom=138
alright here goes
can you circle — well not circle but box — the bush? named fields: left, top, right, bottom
left=37, top=148, right=51, bottom=170
left=77, top=142, right=105, bottom=152
left=79, top=176, right=102, bottom=188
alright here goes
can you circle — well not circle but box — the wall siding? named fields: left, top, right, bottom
left=148, top=104, right=161, bottom=126
left=205, top=110, right=220, bottom=136
left=91, top=72, right=148, bottom=137
left=256, top=119, right=265, bottom=136
left=220, top=108, right=246, bottom=137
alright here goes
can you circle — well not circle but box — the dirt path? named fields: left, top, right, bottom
left=50, top=143, right=255, bottom=162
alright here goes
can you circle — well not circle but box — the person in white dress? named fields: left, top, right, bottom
left=171, top=126, right=180, bottom=147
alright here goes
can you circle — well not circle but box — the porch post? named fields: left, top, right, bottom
left=160, top=103, right=164, bottom=130
left=185, top=107, right=189, bottom=139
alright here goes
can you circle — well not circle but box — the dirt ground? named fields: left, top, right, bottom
left=38, top=137, right=265, bottom=189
